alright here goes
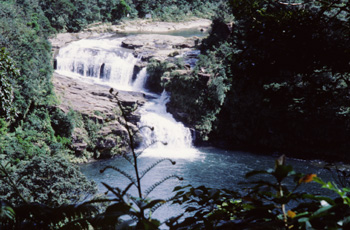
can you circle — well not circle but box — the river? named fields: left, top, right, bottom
left=56, top=32, right=336, bottom=224
left=80, top=146, right=333, bottom=223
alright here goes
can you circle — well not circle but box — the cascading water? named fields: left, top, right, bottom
left=132, top=67, right=148, bottom=91
left=56, top=36, right=138, bottom=91
left=55, top=35, right=198, bottom=159
left=137, top=91, right=199, bottom=159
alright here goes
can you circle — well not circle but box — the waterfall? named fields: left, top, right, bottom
left=56, top=37, right=138, bottom=91
left=55, top=35, right=198, bottom=159
left=132, top=67, right=148, bottom=91
left=137, top=91, right=198, bottom=158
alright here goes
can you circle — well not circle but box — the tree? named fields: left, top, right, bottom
left=0, top=154, right=97, bottom=207
left=39, top=0, right=75, bottom=31
left=111, top=0, right=131, bottom=21
left=214, top=0, right=350, bottom=159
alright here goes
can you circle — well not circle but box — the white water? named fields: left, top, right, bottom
left=56, top=36, right=138, bottom=91
left=55, top=35, right=198, bottom=159
left=132, top=67, right=148, bottom=91
left=138, top=91, right=199, bottom=159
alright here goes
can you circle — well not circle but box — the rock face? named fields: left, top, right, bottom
left=121, top=34, right=200, bottom=61
left=53, top=72, right=146, bottom=160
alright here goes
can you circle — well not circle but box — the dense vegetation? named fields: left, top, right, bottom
left=163, top=0, right=350, bottom=162
left=0, top=0, right=226, bottom=207
left=1, top=0, right=350, bottom=229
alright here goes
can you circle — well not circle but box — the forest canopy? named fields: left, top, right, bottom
left=163, top=0, right=350, bottom=161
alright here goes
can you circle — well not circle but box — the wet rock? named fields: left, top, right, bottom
left=53, top=72, right=146, bottom=159
left=71, top=128, right=89, bottom=156
left=122, top=40, right=144, bottom=49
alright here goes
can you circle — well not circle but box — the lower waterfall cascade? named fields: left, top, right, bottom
left=55, top=35, right=199, bottom=158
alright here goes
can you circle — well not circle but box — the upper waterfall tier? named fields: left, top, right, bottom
left=56, top=36, right=139, bottom=91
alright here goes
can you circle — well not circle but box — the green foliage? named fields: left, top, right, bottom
left=146, top=60, right=169, bottom=93
left=200, top=17, right=232, bottom=52
left=0, top=1, right=54, bottom=125
left=0, top=48, right=19, bottom=122
left=132, top=0, right=229, bottom=21
left=1, top=201, right=99, bottom=230
left=168, top=185, right=242, bottom=229
left=39, top=0, right=75, bottom=31
left=111, top=0, right=132, bottom=22
left=0, top=118, right=8, bottom=136
left=49, top=107, right=75, bottom=138
left=173, top=0, right=350, bottom=160
left=169, top=155, right=350, bottom=229
left=0, top=154, right=97, bottom=207
left=163, top=42, right=232, bottom=141
left=83, top=115, right=103, bottom=151
left=0, top=201, right=15, bottom=225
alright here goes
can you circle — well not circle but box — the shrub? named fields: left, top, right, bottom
left=0, top=154, right=97, bottom=207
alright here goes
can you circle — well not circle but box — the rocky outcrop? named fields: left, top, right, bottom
left=84, top=18, right=211, bottom=33
left=121, top=34, right=200, bottom=61
left=53, top=72, right=146, bottom=161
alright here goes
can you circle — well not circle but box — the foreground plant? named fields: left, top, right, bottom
left=86, top=89, right=183, bottom=229
left=168, top=155, right=350, bottom=229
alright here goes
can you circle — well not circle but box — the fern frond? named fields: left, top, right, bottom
left=121, top=182, right=135, bottom=197
left=150, top=198, right=169, bottom=214
left=140, top=158, right=176, bottom=179
left=121, top=153, right=133, bottom=165
left=100, top=166, right=136, bottom=184
left=144, top=175, right=183, bottom=197
left=136, top=140, right=167, bottom=158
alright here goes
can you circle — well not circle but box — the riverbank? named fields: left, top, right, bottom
left=85, top=18, right=211, bottom=33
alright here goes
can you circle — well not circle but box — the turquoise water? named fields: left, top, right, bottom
left=80, top=147, right=334, bottom=223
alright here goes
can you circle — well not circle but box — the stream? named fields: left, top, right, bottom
left=56, top=33, right=336, bottom=224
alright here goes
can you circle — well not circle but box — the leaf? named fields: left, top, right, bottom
left=273, top=165, right=294, bottom=183
left=275, top=155, right=286, bottom=167
left=287, top=210, right=296, bottom=218
left=142, top=199, right=166, bottom=210
left=311, top=205, right=333, bottom=218
left=299, top=174, right=317, bottom=184
left=105, top=202, right=131, bottom=217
